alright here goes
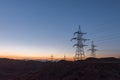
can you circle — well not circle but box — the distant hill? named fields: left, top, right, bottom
left=0, top=58, right=119, bottom=80
left=0, top=58, right=45, bottom=80
left=85, top=57, right=120, bottom=63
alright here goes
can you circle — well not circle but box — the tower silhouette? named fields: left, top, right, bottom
left=88, top=41, right=97, bottom=57
left=71, top=25, right=89, bottom=60
left=51, top=54, right=53, bottom=61
left=63, top=54, right=66, bottom=60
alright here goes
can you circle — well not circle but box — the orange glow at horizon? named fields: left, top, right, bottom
left=0, top=55, right=75, bottom=61
left=0, top=51, right=74, bottom=60
left=0, top=50, right=119, bottom=61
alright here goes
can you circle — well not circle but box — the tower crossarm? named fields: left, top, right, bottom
left=73, top=44, right=88, bottom=47
left=74, top=31, right=86, bottom=36
left=71, top=38, right=89, bottom=41
left=88, top=49, right=97, bottom=51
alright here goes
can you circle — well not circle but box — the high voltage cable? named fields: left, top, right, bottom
left=89, top=31, right=120, bottom=47
left=91, top=32, right=120, bottom=40
left=89, top=27, right=119, bottom=38
left=88, top=19, right=120, bottom=36
left=94, top=35, right=120, bottom=45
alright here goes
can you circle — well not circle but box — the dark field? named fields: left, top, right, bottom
left=0, top=58, right=120, bottom=80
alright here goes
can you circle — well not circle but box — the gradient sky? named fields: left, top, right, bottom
left=0, top=0, right=120, bottom=60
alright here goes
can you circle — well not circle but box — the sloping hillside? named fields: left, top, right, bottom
left=0, top=58, right=120, bottom=80
left=15, top=58, right=120, bottom=80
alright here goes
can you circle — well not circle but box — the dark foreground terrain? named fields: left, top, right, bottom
left=0, top=58, right=120, bottom=80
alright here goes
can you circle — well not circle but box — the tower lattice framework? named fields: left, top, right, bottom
left=88, top=41, right=97, bottom=57
left=71, top=25, right=89, bottom=60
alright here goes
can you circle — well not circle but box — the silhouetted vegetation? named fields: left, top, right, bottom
left=0, top=58, right=120, bottom=80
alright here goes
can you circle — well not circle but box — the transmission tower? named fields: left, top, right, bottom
left=88, top=41, right=97, bottom=57
left=63, top=54, right=66, bottom=60
left=71, top=25, right=89, bottom=60
left=51, top=54, right=53, bottom=61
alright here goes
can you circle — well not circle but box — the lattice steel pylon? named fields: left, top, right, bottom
left=51, top=54, right=53, bottom=61
left=63, top=54, right=66, bottom=60
left=71, top=25, right=89, bottom=60
left=88, top=41, right=97, bottom=57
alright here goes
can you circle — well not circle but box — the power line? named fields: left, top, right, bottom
left=95, top=33, right=120, bottom=44
left=91, top=31, right=120, bottom=39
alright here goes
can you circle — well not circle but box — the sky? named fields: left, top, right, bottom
left=0, top=0, right=120, bottom=60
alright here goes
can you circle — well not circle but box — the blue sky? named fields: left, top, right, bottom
left=0, top=0, right=120, bottom=59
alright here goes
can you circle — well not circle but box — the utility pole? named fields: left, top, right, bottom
left=71, top=25, right=89, bottom=60
left=88, top=41, right=97, bottom=57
